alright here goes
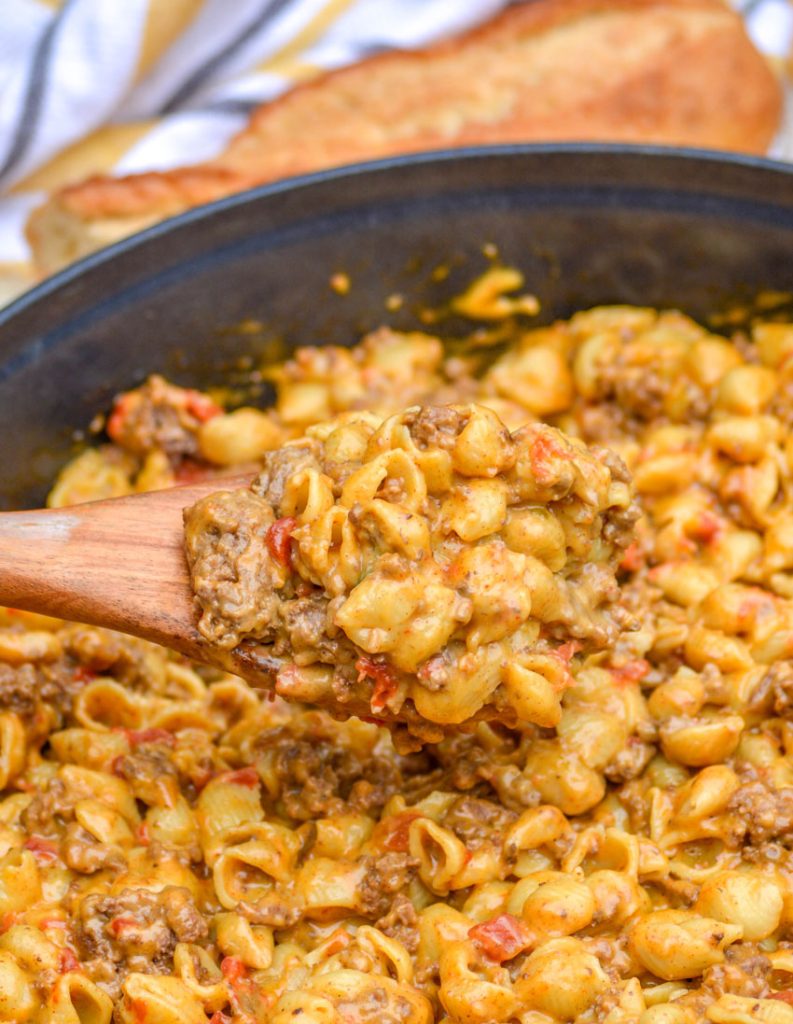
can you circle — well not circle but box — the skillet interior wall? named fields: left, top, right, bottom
left=1, top=144, right=793, bottom=510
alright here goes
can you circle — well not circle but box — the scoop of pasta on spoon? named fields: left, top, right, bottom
left=0, top=403, right=636, bottom=741
left=183, top=403, right=638, bottom=742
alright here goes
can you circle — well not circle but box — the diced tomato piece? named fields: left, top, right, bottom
left=529, top=432, right=570, bottom=482
left=109, top=916, right=137, bottom=937
left=770, top=991, right=793, bottom=1005
left=469, top=914, right=534, bottom=962
left=130, top=999, right=149, bottom=1024
left=356, top=656, right=400, bottom=714
left=59, top=948, right=80, bottom=973
left=72, top=666, right=97, bottom=685
left=106, top=393, right=133, bottom=443
left=611, top=659, right=650, bottom=685
left=221, top=956, right=249, bottom=986
left=38, top=918, right=68, bottom=930
left=184, top=390, right=222, bottom=423
left=137, top=821, right=151, bottom=846
left=324, top=928, right=351, bottom=956
left=619, top=541, right=644, bottom=573
left=209, top=1013, right=232, bottom=1024
left=122, top=728, right=176, bottom=748
left=689, top=511, right=724, bottom=544
left=378, top=811, right=423, bottom=853
left=556, top=640, right=581, bottom=664
left=266, top=516, right=297, bottom=569
left=24, top=836, right=59, bottom=863
left=218, top=767, right=260, bottom=788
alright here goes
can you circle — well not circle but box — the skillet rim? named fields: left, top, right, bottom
left=3, top=140, right=793, bottom=328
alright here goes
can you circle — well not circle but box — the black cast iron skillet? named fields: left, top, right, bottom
left=1, top=143, right=793, bottom=510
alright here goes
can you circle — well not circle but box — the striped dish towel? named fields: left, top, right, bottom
left=0, top=0, right=791, bottom=300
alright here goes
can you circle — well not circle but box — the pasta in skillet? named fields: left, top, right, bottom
left=0, top=285, right=789, bottom=1023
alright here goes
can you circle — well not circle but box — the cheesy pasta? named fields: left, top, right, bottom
left=0, top=292, right=789, bottom=1023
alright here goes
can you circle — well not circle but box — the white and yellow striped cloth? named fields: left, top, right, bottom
left=0, top=0, right=791, bottom=289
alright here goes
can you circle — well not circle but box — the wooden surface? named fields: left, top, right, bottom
left=0, top=478, right=280, bottom=686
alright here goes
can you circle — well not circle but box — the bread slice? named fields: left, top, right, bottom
left=26, top=0, right=782, bottom=276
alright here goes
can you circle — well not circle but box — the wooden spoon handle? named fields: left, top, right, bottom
left=0, top=477, right=278, bottom=685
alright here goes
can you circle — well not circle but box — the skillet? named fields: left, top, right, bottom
left=1, top=143, right=793, bottom=510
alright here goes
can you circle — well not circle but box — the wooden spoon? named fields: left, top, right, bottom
left=0, top=478, right=282, bottom=686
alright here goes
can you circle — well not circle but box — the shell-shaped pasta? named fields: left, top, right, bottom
left=313, top=814, right=374, bottom=859
left=320, top=413, right=380, bottom=463
left=0, top=950, right=36, bottom=1022
left=416, top=904, right=472, bottom=972
left=72, top=680, right=146, bottom=731
left=586, top=870, right=651, bottom=927
left=0, top=851, right=41, bottom=914
left=297, top=858, right=366, bottom=920
left=0, top=629, right=61, bottom=665
left=450, top=405, right=514, bottom=478
left=43, top=973, right=113, bottom=1024
left=412, top=642, right=503, bottom=725
left=461, top=880, right=512, bottom=923
left=196, top=773, right=263, bottom=859
left=521, top=742, right=605, bottom=817
left=503, top=507, right=567, bottom=570
left=117, top=974, right=207, bottom=1024
left=164, top=662, right=208, bottom=701
left=145, top=795, right=200, bottom=850
left=213, top=822, right=302, bottom=906
left=706, top=994, right=793, bottom=1024
left=507, top=871, right=595, bottom=936
left=270, top=992, right=339, bottom=1024
left=310, top=968, right=432, bottom=1024
left=149, top=700, right=219, bottom=734
left=58, top=766, right=140, bottom=826
left=356, top=925, right=413, bottom=984
left=628, top=910, right=742, bottom=981
left=341, top=449, right=426, bottom=511
left=281, top=468, right=335, bottom=524
left=673, top=766, right=739, bottom=825
left=360, top=499, right=431, bottom=559
left=409, top=819, right=470, bottom=895
left=336, top=573, right=464, bottom=675
left=500, top=663, right=561, bottom=728
left=514, top=937, right=609, bottom=1020
left=486, top=343, right=574, bottom=417
left=172, top=943, right=227, bottom=1012
left=694, top=870, right=783, bottom=941
left=447, top=544, right=531, bottom=648
left=198, top=407, right=282, bottom=465
left=74, top=799, right=135, bottom=847
left=441, top=480, right=507, bottom=542
left=504, top=805, right=569, bottom=856
left=0, top=795, right=31, bottom=829
left=448, top=845, right=502, bottom=891
left=438, top=941, right=517, bottom=1024
left=0, top=924, right=60, bottom=972
left=296, top=505, right=363, bottom=593
left=47, top=729, right=127, bottom=771
left=0, top=715, right=25, bottom=790
left=215, top=912, right=274, bottom=969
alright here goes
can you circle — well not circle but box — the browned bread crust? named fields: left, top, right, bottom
left=27, top=0, right=782, bottom=274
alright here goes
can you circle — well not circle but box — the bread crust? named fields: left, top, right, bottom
left=26, top=0, right=782, bottom=274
